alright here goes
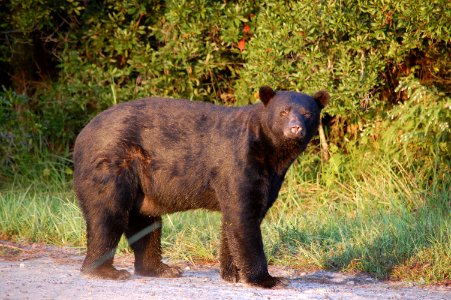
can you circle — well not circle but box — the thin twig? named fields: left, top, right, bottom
left=0, top=243, right=32, bottom=253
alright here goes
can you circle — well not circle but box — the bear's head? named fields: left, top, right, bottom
left=259, top=86, right=329, bottom=147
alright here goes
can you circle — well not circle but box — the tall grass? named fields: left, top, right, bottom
left=1, top=151, right=449, bottom=284
left=0, top=182, right=84, bottom=246
left=263, top=157, right=450, bottom=283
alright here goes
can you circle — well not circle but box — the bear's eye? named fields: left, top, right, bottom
left=303, top=112, right=312, bottom=118
left=300, top=108, right=312, bottom=118
left=299, top=107, right=312, bottom=119
left=280, top=108, right=290, bottom=117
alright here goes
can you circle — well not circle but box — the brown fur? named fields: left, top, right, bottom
left=73, top=86, right=329, bottom=288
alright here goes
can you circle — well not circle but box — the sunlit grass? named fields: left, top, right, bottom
left=0, top=183, right=85, bottom=247
left=0, top=154, right=449, bottom=284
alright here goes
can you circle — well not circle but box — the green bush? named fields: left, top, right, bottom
left=235, top=0, right=450, bottom=108
left=2, top=1, right=448, bottom=155
left=57, top=0, right=258, bottom=105
left=0, top=0, right=449, bottom=194
left=1, top=1, right=261, bottom=179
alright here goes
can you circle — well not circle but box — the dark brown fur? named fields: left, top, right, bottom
left=73, top=86, right=329, bottom=288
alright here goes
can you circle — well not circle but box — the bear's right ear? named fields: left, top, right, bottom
left=259, top=86, right=276, bottom=106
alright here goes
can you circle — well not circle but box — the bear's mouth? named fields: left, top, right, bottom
left=283, top=128, right=304, bottom=140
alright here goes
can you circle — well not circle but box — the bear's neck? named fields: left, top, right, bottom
left=249, top=120, right=304, bottom=176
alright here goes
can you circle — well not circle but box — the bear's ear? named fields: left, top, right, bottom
left=259, top=86, right=276, bottom=106
left=313, top=90, right=330, bottom=109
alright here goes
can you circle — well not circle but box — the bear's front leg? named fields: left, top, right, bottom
left=219, top=221, right=239, bottom=283
left=222, top=210, right=279, bottom=288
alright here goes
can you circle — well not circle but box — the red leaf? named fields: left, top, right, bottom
left=238, top=39, right=246, bottom=52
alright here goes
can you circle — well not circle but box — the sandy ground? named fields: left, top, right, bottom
left=0, top=241, right=449, bottom=300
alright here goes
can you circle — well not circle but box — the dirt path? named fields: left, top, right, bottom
left=0, top=241, right=449, bottom=300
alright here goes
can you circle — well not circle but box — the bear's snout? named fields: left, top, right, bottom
left=284, top=119, right=305, bottom=139
left=290, top=125, right=301, bottom=135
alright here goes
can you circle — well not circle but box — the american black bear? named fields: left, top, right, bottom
left=73, top=86, right=329, bottom=288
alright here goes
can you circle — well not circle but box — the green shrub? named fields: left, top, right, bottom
left=57, top=0, right=258, bottom=106
left=1, top=1, right=449, bottom=168
left=235, top=0, right=450, bottom=111
left=379, top=75, right=450, bottom=175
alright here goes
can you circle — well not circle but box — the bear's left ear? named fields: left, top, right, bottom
left=259, top=86, right=276, bottom=106
left=313, top=90, right=330, bottom=109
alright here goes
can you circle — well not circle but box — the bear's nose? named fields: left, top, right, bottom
left=290, top=125, right=302, bottom=135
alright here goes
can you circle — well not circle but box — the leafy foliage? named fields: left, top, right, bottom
left=235, top=0, right=450, bottom=108
left=0, top=0, right=449, bottom=186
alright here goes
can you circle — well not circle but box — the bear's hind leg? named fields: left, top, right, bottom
left=126, top=213, right=181, bottom=278
left=81, top=213, right=130, bottom=280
